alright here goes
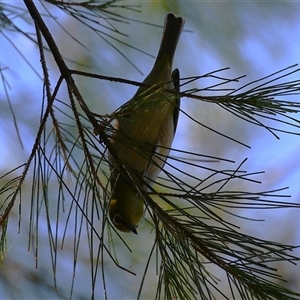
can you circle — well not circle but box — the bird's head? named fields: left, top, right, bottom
left=109, top=180, right=144, bottom=234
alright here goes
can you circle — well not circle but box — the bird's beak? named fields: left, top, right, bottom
left=125, top=221, right=138, bottom=234
left=131, top=227, right=138, bottom=235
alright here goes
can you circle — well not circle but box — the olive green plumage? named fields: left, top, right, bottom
left=109, top=13, right=184, bottom=233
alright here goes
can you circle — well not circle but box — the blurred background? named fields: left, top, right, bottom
left=1, top=1, right=300, bottom=299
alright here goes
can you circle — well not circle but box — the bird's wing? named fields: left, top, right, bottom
left=171, top=68, right=180, bottom=134
left=142, top=70, right=181, bottom=186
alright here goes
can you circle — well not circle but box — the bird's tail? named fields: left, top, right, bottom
left=154, top=13, right=184, bottom=67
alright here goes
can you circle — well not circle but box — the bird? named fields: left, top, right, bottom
left=108, top=13, right=184, bottom=234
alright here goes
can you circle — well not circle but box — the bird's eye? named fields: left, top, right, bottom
left=113, top=213, right=123, bottom=225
